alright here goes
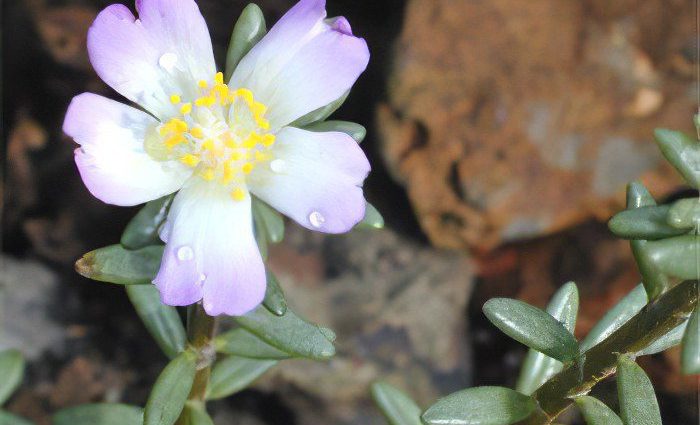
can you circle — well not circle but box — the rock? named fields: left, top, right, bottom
left=379, top=0, right=696, bottom=251
left=258, top=226, right=474, bottom=424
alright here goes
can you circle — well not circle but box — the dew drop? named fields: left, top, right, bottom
left=196, top=273, right=206, bottom=286
left=269, top=159, right=286, bottom=173
left=308, top=211, right=325, bottom=228
left=176, top=245, right=194, bottom=261
left=158, top=52, right=178, bottom=72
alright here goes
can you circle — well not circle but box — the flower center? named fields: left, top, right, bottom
left=144, top=72, right=276, bottom=201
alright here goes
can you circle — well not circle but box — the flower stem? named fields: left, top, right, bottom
left=523, top=279, right=698, bottom=424
left=186, top=303, right=217, bottom=402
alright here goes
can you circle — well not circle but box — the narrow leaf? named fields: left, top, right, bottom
left=574, top=396, right=623, bottom=425
left=235, top=306, right=335, bottom=360
left=304, top=120, right=367, bottom=143
left=262, top=269, right=287, bottom=316
left=252, top=197, right=284, bottom=244
left=370, top=381, right=422, bottom=425
left=291, top=90, right=350, bottom=127
left=144, top=351, right=197, bottom=425
left=421, top=386, right=536, bottom=425
left=516, top=282, right=579, bottom=394
left=75, top=245, right=163, bottom=285
left=580, top=284, right=647, bottom=352
left=626, top=181, right=655, bottom=209
left=53, top=404, right=143, bottom=425
left=356, top=202, right=385, bottom=230
left=126, top=285, right=186, bottom=359
left=637, top=321, right=687, bottom=356
left=224, top=3, right=266, bottom=81
left=0, top=349, right=24, bottom=405
left=179, top=402, right=214, bottom=425
left=215, top=328, right=291, bottom=360
left=0, top=410, right=33, bottom=425
left=645, top=235, right=700, bottom=280
left=681, top=307, right=700, bottom=374
left=483, top=298, right=579, bottom=362
left=608, top=205, right=687, bottom=240
left=617, top=355, right=662, bottom=425
left=206, top=356, right=276, bottom=400
left=121, top=195, right=172, bottom=249
left=654, top=128, right=700, bottom=188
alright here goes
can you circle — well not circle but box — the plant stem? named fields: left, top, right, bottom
left=186, top=302, right=217, bottom=401
left=522, top=279, right=698, bottom=425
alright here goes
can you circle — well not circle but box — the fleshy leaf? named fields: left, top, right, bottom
left=580, top=284, right=647, bottom=352
left=235, top=306, right=335, bottom=360
left=215, top=328, right=291, bottom=359
left=75, top=245, right=163, bottom=285
left=179, top=402, right=214, bottom=425
left=121, top=195, right=172, bottom=249
left=370, top=381, right=422, bottom=425
left=617, top=355, right=662, bottom=425
left=144, top=351, right=197, bottom=425
left=483, top=298, right=579, bottom=362
left=574, top=396, right=623, bottom=425
left=206, top=356, right=276, bottom=400
left=681, top=307, right=700, bottom=374
left=356, top=202, right=385, bottom=230
left=645, top=235, right=700, bottom=280
left=608, top=205, right=687, bottom=240
left=516, top=282, right=579, bottom=395
left=304, top=120, right=367, bottom=143
left=53, top=404, right=143, bottom=425
left=0, top=410, right=33, bottom=425
left=637, top=320, right=687, bottom=356
left=252, top=197, right=284, bottom=244
left=0, top=349, right=24, bottom=406
left=667, top=198, right=700, bottom=230
left=654, top=128, right=700, bottom=188
left=224, top=3, right=266, bottom=81
left=421, top=386, right=537, bottom=425
left=291, top=90, right=350, bottom=127
left=126, top=285, right=186, bottom=359
left=262, top=269, right=287, bottom=316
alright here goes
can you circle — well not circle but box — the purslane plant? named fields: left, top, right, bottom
left=45, top=1, right=382, bottom=425
left=372, top=118, right=700, bottom=425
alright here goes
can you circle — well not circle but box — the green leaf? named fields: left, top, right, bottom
left=262, top=269, right=287, bottom=316
left=0, top=410, right=33, bottom=425
left=580, top=284, right=647, bottom=352
left=304, top=120, right=367, bottom=143
left=179, top=402, right=214, bottom=425
left=626, top=181, right=656, bottom=209
left=121, top=195, right=172, bottom=249
left=291, top=91, right=350, bottom=127
left=617, top=355, right=662, bottom=425
left=370, top=381, right=422, bottom=425
left=421, top=387, right=536, bottom=425
left=681, top=307, right=700, bottom=374
left=235, top=306, right=335, bottom=360
left=144, top=350, right=197, bottom=425
left=637, top=321, right=687, bottom=356
left=654, top=128, right=700, bottom=188
left=608, top=205, right=687, bottom=240
left=224, top=3, right=266, bottom=81
left=0, top=349, right=24, bottom=406
left=126, top=285, right=186, bottom=359
left=206, top=356, right=276, bottom=400
left=667, top=198, right=700, bottom=230
left=356, top=202, right=385, bottom=230
left=252, top=197, right=284, bottom=244
left=483, top=298, right=579, bottom=362
left=75, top=245, right=163, bottom=285
left=53, top=404, right=143, bottom=425
left=516, top=282, right=579, bottom=395
left=215, top=328, right=291, bottom=359
left=574, top=396, right=623, bottom=425
left=645, top=235, right=700, bottom=280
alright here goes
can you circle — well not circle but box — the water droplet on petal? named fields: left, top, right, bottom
left=196, top=273, right=206, bottom=286
left=158, top=52, right=178, bottom=72
left=308, top=211, right=325, bottom=228
left=270, top=159, right=286, bottom=173
left=176, top=245, right=194, bottom=262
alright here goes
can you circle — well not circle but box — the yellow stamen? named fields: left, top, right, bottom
left=242, top=163, right=254, bottom=174
left=198, top=80, right=208, bottom=89
left=201, top=168, right=215, bottom=181
left=231, top=187, right=246, bottom=201
left=180, top=154, right=200, bottom=167
left=170, top=94, right=181, bottom=104
left=215, top=72, right=224, bottom=85
left=190, top=127, right=204, bottom=139
left=180, top=103, right=192, bottom=115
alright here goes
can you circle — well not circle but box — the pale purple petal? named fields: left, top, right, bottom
left=249, top=127, right=370, bottom=233
left=154, top=180, right=266, bottom=316
left=87, top=0, right=216, bottom=119
left=230, top=0, right=369, bottom=129
left=64, top=93, right=189, bottom=206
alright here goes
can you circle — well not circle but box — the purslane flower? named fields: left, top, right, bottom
left=63, top=0, right=370, bottom=316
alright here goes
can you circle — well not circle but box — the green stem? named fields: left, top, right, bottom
left=523, top=280, right=698, bottom=424
left=186, top=303, right=217, bottom=401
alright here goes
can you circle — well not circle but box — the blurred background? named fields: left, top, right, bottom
left=1, top=0, right=698, bottom=423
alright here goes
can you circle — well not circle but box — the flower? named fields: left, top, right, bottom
left=63, top=0, right=370, bottom=316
